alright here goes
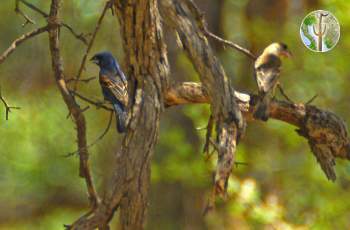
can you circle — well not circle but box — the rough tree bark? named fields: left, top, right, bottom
left=160, top=0, right=244, bottom=200
left=69, top=0, right=170, bottom=229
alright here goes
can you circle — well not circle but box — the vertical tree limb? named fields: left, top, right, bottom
left=47, top=0, right=99, bottom=211
left=160, top=0, right=244, bottom=199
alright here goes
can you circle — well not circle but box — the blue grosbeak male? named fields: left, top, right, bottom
left=91, top=52, right=128, bottom=133
left=254, top=43, right=291, bottom=121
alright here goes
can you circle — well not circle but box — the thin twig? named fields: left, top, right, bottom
left=66, top=76, right=96, bottom=84
left=19, top=0, right=47, bottom=17
left=183, top=0, right=256, bottom=60
left=234, top=161, right=248, bottom=168
left=203, top=114, right=214, bottom=155
left=19, top=0, right=88, bottom=45
left=305, top=94, right=318, bottom=105
left=61, top=23, right=89, bottom=45
left=65, top=111, right=114, bottom=157
left=71, top=91, right=113, bottom=111
left=0, top=26, right=48, bottom=64
left=0, top=87, right=20, bottom=120
left=204, top=30, right=257, bottom=60
left=15, top=0, right=35, bottom=26
left=277, top=84, right=294, bottom=103
left=73, top=0, right=115, bottom=92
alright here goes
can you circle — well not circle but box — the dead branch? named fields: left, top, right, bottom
left=71, top=91, right=113, bottom=111
left=15, top=0, right=35, bottom=26
left=65, top=111, right=114, bottom=157
left=161, top=0, right=244, bottom=199
left=18, top=0, right=88, bottom=45
left=0, top=26, right=48, bottom=64
left=182, top=0, right=256, bottom=59
left=19, top=0, right=47, bottom=17
left=47, top=0, right=100, bottom=211
left=66, top=76, right=96, bottom=84
left=0, top=87, right=20, bottom=120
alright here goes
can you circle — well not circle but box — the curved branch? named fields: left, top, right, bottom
left=161, top=0, right=244, bottom=199
left=0, top=26, right=48, bottom=64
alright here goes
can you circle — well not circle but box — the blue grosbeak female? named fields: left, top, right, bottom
left=91, top=52, right=128, bottom=133
left=254, top=43, right=291, bottom=121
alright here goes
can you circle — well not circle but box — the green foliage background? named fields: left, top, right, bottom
left=0, top=0, right=349, bottom=229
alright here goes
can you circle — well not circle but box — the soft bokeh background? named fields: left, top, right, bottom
left=0, top=0, right=349, bottom=229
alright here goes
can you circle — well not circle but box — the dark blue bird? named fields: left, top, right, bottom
left=90, top=52, right=128, bottom=133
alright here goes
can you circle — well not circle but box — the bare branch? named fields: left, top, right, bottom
left=204, top=30, right=257, bottom=60
left=15, top=0, right=35, bottom=26
left=19, top=0, right=47, bottom=17
left=161, top=0, right=244, bottom=199
left=66, top=76, right=96, bottom=84
left=71, top=91, right=113, bottom=112
left=47, top=0, right=100, bottom=210
left=19, top=0, right=88, bottom=45
left=182, top=0, right=256, bottom=59
left=65, top=111, right=114, bottom=157
left=61, top=23, right=89, bottom=45
left=0, top=26, right=48, bottom=64
left=0, top=87, right=20, bottom=120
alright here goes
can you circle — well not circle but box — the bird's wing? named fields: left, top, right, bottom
left=100, top=74, right=128, bottom=107
left=113, top=59, right=128, bottom=84
left=255, top=67, right=280, bottom=93
left=254, top=54, right=281, bottom=93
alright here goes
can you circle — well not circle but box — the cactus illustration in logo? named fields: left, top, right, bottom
left=300, top=10, right=340, bottom=52
left=313, top=12, right=328, bottom=51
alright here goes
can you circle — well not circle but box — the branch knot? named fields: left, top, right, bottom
left=47, top=16, right=61, bottom=27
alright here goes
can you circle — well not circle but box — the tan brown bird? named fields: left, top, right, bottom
left=253, top=43, right=292, bottom=121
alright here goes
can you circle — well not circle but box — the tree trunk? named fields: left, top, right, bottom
left=69, top=0, right=169, bottom=229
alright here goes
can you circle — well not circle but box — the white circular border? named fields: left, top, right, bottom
left=299, top=10, right=340, bottom=53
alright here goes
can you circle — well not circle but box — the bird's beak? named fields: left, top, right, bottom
left=90, top=57, right=99, bottom=65
left=282, top=50, right=292, bottom=58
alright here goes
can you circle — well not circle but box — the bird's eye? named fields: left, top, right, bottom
left=91, top=57, right=100, bottom=64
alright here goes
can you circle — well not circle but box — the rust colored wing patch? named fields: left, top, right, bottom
left=100, top=74, right=128, bottom=106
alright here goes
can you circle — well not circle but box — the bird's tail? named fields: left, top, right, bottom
left=113, top=102, right=127, bottom=133
left=253, top=93, right=270, bottom=121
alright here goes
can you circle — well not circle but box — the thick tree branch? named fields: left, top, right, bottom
left=47, top=0, right=100, bottom=213
left=160, top=0, right=244, bottom=200
left=165, top=82, right=350, bottom=180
